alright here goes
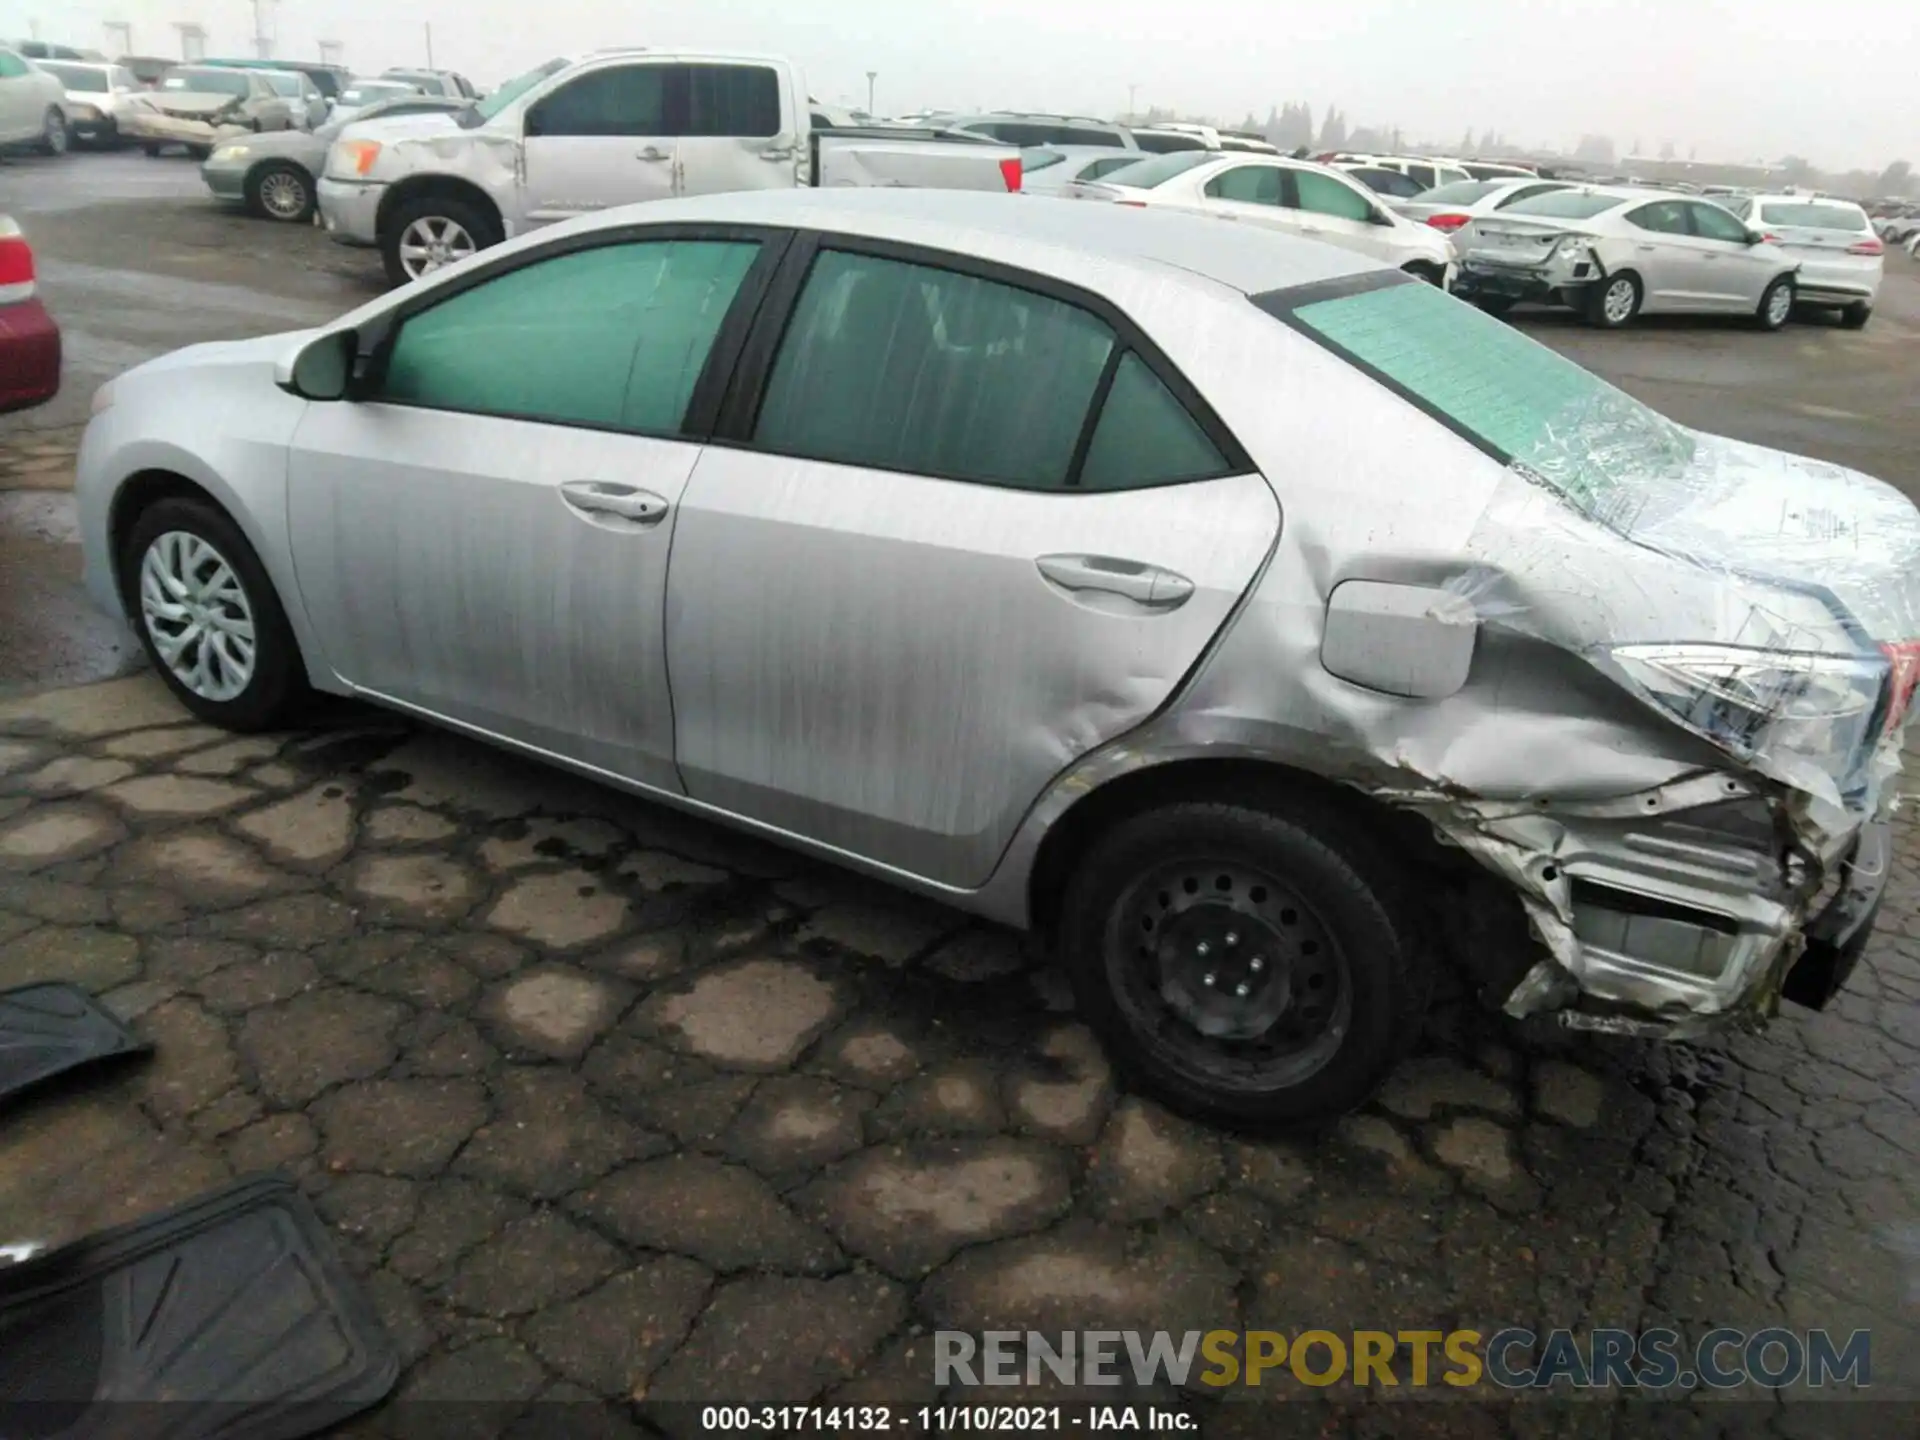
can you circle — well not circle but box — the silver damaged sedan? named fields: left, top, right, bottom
left=75, top=189, right=1920, bottom=1127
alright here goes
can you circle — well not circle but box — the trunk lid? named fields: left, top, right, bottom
left=151, top=91, right=242, bottom=120
left=1459, top=215, right=1582, bottom=263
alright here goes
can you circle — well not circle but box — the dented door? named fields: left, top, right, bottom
left=663, top=452, right=1280, bottom=887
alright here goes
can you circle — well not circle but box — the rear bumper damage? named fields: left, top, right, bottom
left=1411, top=773, right=1889, bottom=1037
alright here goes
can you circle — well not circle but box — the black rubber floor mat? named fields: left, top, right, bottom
left=0, top=1172, right=398, bottom=1440
left=0, top=983, right=151, bottom=1107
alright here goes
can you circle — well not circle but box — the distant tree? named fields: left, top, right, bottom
left=1390, top=126, right=1403, bottom=151
left=1294, top=102, right=1314, bottom=148
left=1876, top=159, right=1913, bottom=195
left=1318, top=106, right=1347, bottom=149
left=1460, top=128, right=1475, bottom=156
left=1574, top=134, right=1616, bottom=163
left=1239, top=111, right=1261, bottom=133
left=1348, top=124, right=1387, bottom=151
left=1631, top=137, right=1643, bottom=156
left=1778, top=155, right=1816, bottom=185
left=1659, top=139, right=1676, bottom=161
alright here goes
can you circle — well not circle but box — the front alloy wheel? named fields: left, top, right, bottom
left=397, top=215, right=477, bottom=279
left=121, top=496, right=309, bottom=730
left=38, top=107, right=68, bottom=156
left=139, top=531, right=257, bottom=703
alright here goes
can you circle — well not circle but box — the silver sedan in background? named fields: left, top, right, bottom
left=200, top=93, right=467, bottom=222
left=1389, top=175, right=1573, bottom=233
left=1452, top=185, right=1800, bottom=327
left=73, top=190, right=1915, bottom=1127
left=1715, top=193, right=1884, bottom=328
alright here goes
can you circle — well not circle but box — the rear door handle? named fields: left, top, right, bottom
left=637, top=146, right=671, bottom=162
left=760, top=146, right=795, bottom=161
left=560, top=481, right=670, bottom=526
left=1035, top=554, right=1194, bottom=611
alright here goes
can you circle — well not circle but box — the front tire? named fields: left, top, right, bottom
left=246, top=161, right=316, bottom=223
left=142, top=142, right=165, bottom=157
left=1586, top=271, right=1641, bottom=328
left=35, top=107, right=68, bottom=157
left=381, top=193, right=501, bottom=287
left=119, top=497, right=310, bottom=731
left=1057, top=797, right=1431, bottom=1130
left=1402, top=261, right=1445, bottom=287
left=1754, top=275, right=1794, bottom=331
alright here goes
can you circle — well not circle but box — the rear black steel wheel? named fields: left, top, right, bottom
left=1059, top=798, right=1430, bottom=1129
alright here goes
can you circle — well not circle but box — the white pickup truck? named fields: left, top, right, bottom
left=318, top=49, right=1025, bottom=285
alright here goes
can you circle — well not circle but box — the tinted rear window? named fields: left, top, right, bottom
left=1020, top=148, right=1066, bottom=173
left=1100, top=150, right=1215, bottom=188
left=1133, top=130, right=1209, bottom=153
left=1418, top=180, right=1501, bottom=205
left=1277, top=278, right=1693, bottom=524
left=683, top=63, right=780, bottom=138
left=1503, top=191, right=1627, bottom=220
left=1757, top=202, right=1869, bottom=232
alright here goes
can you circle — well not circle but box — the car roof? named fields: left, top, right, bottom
left=1024, top=144, right=1147, bottom=159
left=1744, top=192, right=1865, bottom=208
left=566, top=188, right=1379, bottom=296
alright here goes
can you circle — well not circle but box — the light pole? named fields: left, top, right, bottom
left=1127, top=83, right=1137, bottom=121
left=865, top=70, right=877, bottom=117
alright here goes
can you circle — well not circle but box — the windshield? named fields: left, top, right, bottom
left=1503, top=190, right=1627, bottom=220
left=340, top=82, right=412, bottom=106
left=1284, top=277, right=1694, bottom=526
left=461, top=56, right=567, bottom=126
left=1416, top=180, right=1501, bottom=205
left=1758, top=202, right=1869, bottom=232
left=42, top=62, right=108, bottom=91
left=1100, top=150, right=1216, bottom=188
left=261, top=72, right=301, bottom=96
left=164, top=68, right=249, bottom=97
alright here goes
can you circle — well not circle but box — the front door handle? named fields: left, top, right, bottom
left=1637, top=243, right=1657, bottom=251
left=760, top=146, right=795, bottom=161
left=637, top=146, right=670, bottom=162
left=560, top=481, right=669, bottom=526
left=1036, top=554, right=1194, bottom=611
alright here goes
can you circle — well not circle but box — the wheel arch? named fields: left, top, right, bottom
left=1023, top=754, right=1449, bottom=946
left=375, top=174, right=503, bottom=243
left=104, top=462, right=337, bottom=692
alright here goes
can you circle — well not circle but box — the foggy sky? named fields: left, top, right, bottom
left=14, top=0, right=1914, bottom=173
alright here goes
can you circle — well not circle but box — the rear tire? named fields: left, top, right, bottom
left=1840, top=303, right=1872, bottom=330
left=1754, top=274, right=1794, bottom=331
left=380, top=193, right=501, bottom=287
left=186, top=144, right=212, bottom=161
left=1057, top=796, right=1432, bottom=1130
left=118, top=496, right=311, bottom=732
left=1402, top=261, right=1445, bottom=287
left=143, top=142, right=164, bottom=157
left=1474, top=295, right=1517, bottom=317
left=1585, top=271, right=1641, bottom=328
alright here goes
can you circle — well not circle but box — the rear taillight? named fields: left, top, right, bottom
left=1115, top=200, right=1147, bottom=207
left=0, top=231, right=35, bottom=304
left=1881, top=641, right=1920, bottom=734
left=1847, top=237, right=1884, bottom=256
left=1425, top=213, right=1471, bottom=232
left=998, top=157, right=1021, bottom=193
left=1761, top=233, right=1782, bottom=244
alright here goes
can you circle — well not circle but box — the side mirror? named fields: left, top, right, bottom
left=1369, top=209, right=1396, bottom=226
left=1745, top=230, right=1766, bottom=246
left=283, top=330, right=356, bottom=401
left=523, top=106, right=545, bottom=138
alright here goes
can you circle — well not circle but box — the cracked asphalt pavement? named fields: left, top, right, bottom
left=1, top=150, right=1918, bottom=1435
left=2, top=676, right=1918, bottom=1435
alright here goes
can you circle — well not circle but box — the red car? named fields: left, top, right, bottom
left=0, top=215, right=59, bottom=413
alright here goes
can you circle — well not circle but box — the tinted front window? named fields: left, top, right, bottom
left=1405, top=165, right=1435, bottom=190
left=683, top=63, right=780, bottom=137
left=1757, top=202, right=1869, bottom=232
left=1418, top=180, right=1501, bottom=205
left=530, top=65, right=665, bottom=136
left=380, top=240, right=759, bottom=433
left=1103, top=150, right=1215, bottom=188
left=42, top=63, right=108, bottom=90
left=1206, top=165, right=1283, bottom=205
left=262, top=73, right=300, bottom=96
left=1349, top=168, right=1421, bottom=197
left=1080, top=155, right=1138, bottom=180
left=1504, top=191, right=1627, bottom=220
left=753, top=249, right=1114, bottom=490
left=1284, top=278, right=1694, bottom=522
left=1294, top=170, right=1375, bottom=221
left=341, top=83, right=412, bottom=105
